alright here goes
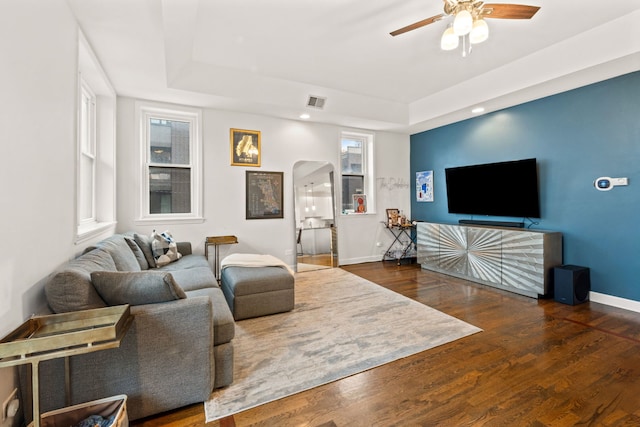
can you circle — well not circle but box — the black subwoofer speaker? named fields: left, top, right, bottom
left=554, top=265, right=590, bottom=305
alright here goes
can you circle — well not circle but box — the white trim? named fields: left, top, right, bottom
left=76, top=221, right=117, bottom=245
left=339, top=255, right=383, bottom=265
left=133, top=217, right=205, bottom=226
left=589, top=291, right=640, bottom=314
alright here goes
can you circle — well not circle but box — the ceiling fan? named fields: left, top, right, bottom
left=390, top=0, right=540, bottom=55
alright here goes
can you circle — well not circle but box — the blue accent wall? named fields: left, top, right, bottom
left=410, top=71, right=640, bottom=301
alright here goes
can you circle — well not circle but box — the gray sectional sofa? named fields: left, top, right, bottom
left=23, top=232, right=234, bottom=421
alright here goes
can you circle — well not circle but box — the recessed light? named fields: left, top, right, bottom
left=471, top=107, right=485, bottom=114
left=299, top=113, right=310, bottom=119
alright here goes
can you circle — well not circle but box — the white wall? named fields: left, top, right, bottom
left=0, top=0, right=115, bottom=415
left=116, top=97, right=410, bottom=266
left=0, top=1, right=410, bottom=406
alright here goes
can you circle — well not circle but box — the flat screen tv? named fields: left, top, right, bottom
left=445, top=158, right=541, bottom=219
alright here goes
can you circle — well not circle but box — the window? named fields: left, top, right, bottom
left=78, top=81, right=96, bottom=225
left=76, top=31, right=116, bottom=243
left=137, top=104, right=202, bottom=223
left=340, top=132, right=374, bottom=214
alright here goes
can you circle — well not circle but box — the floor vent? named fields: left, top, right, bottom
left=307, top=95, right=327, bottom=109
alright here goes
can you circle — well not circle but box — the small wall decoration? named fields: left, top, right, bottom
left=416, top=170, right=434, bottom=202
left=246, top=171, right=283, bottom=219
left=353, top=194, right=367, bottom=213
left=386, top=208, right=399, bottom=227
left=231, top=128, right=261, bottom=167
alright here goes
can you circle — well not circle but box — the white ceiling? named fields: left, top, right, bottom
left=68, top=0, right=640, bottom=134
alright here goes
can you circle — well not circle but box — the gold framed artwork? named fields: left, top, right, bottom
left=386, top=208, right=399, bottom=227
left=230, top=128, right=261, bottom=167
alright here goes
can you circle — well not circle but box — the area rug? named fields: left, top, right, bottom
left=204, top=268, right=482, bottom=421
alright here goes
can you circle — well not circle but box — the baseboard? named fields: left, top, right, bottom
left=339, top=255, right=382, bottom=266
left=589, top=291, right=640, bottom=314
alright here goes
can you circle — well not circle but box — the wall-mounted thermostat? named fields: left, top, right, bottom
left=594, top=176, right=629, bottom=191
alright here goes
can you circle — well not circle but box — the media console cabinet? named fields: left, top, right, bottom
left=416, top=222, right=562, bottom=298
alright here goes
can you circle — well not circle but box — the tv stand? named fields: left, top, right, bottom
left=459, top=219, right=524, bottom=228
left=417, top=222, right=562, bottom=298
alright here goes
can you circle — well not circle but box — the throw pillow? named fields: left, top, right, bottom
left=134, top=233, right=156, bottom=268
left=91, top=271, right=187, bottom=306
left=150, top=230, right=182, bottom=267
left=124, top=236, right=149, bottom=270
left=45, top=247, right=116, bottom=313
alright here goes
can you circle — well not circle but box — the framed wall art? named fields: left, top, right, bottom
left=230, top=128, right=261, bottom=167
left=416, top=170, right=434, bottom=202
left=386, top=208, right=399, bottom=227
left=353, top=194, right=367, bottom=213
left=246, top=171, right=283, bottom=219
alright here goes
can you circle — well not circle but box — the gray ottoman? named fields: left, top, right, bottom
left=220, top=266, right=295, bottom=320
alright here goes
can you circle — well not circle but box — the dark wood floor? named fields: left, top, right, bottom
left=133, top=262, right=640, bottom=426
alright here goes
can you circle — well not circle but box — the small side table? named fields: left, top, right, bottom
left=0, top=305, right=132, bottom=427
left=205, top=235, right=238, bottom=282
left=382, top=222, right=417, bottom=265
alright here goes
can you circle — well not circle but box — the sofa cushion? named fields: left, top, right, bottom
left=158, top=254, right=211, bottom=271
left=151, top=230, right=182, bottom=267
left=125, top=236, right=149, bottom=270
left=45, top=248, right=115, bottom=313
left=134, top=233, right=156, bottom=268
left=96, top=235, right=142, bottom=272
left=185, top=287, right=235, bottom=345
left=91, top=271, right=187, bottom=306
left=165, top=267, right=217, bottom=292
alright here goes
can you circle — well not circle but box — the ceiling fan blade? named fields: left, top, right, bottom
left=481, top=4, right=540, bottom=19
left=390, top=14, right=445, bottom=36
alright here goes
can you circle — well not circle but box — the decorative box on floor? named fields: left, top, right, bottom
left=31, top=395, right=128, bottom=427
left=220, top=253, right=295, bottom=320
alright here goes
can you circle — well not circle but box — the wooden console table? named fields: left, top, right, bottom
left=0, top=305, right=132, bottom=427
left=205, top=235, right=238, bottom=281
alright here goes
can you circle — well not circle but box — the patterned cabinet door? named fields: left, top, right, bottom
left=501, top=230, right=545, bottom=294
left=416, top=222, right=439, bottom=269
left=438, top=224, right=468, bottom=276
left=467, top=227, right=502, bottom=283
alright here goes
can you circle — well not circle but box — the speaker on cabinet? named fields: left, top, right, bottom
left=554, top=265, right=590, bottom=305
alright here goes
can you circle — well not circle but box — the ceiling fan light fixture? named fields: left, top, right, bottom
left=470, top=19, right=489, bottom=44
left=453, top=9, right=473, bottom=36
left=440, top=26, right=459, bottom=51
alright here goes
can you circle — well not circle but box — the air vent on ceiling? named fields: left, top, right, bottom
left=306, top=95, right=327, bottom=110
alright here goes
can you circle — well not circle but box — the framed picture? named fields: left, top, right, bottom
left=246, top=171, right=283, bottom=219
left=416, top=170, right=434, bottom=202
left=353, top=194, right=367, bottom=213
left=386, top=208, right=399, bottom=227
left=230, top=128, right=261, bottom=167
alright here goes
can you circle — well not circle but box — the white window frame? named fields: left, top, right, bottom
left=340, top=131, right=375, bottom=215
left=136, top=103, right=203, bottom=224
left=76, top=31, right=116, bottom=244
left=78, top=80, right=96, bottom=226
